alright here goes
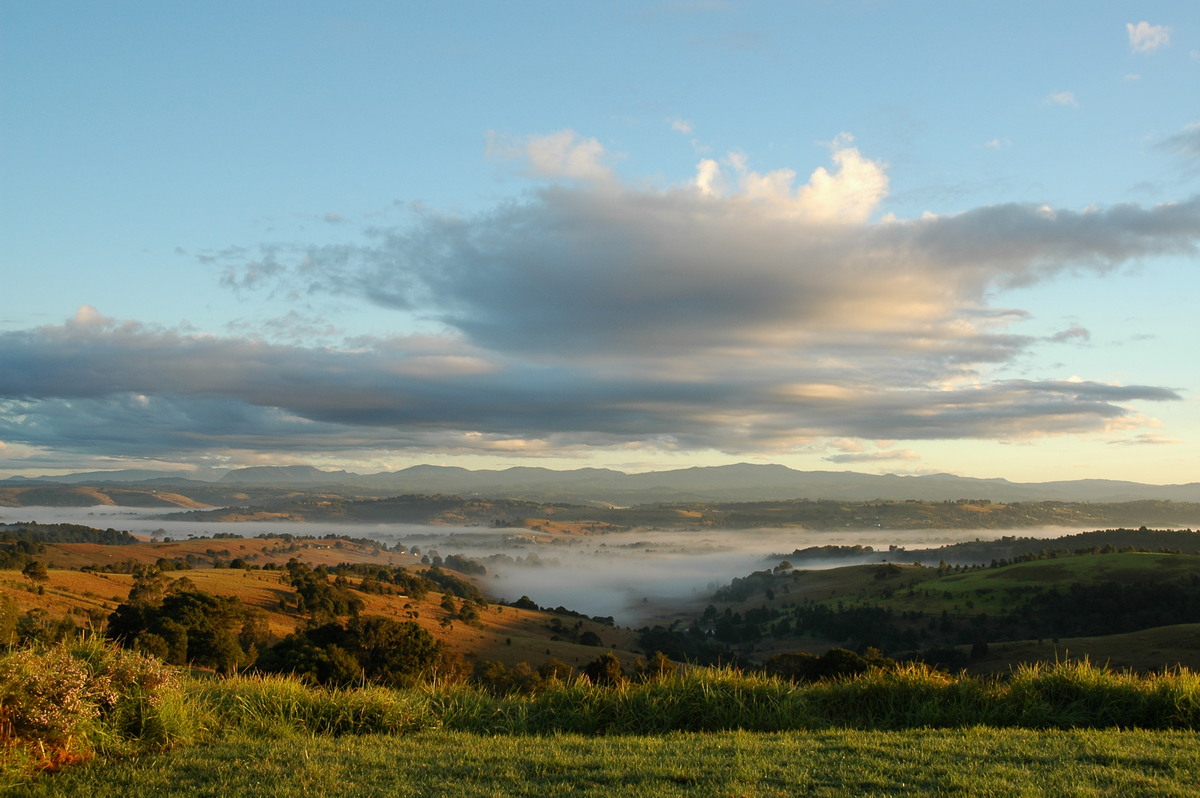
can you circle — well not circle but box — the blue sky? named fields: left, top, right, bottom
left=2, top=1, right=1198, bottom=483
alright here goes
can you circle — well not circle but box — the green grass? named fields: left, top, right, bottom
left=15, top=728, right=1200, bottom=797
left=785, top=553, right=1200, bottom=619
left=8, top=644, right=1200, bottom=795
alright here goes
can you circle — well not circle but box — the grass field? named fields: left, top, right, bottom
left=14, top=728, right=1200, bottom=797
left=7, top=643, right=1200, bottom=796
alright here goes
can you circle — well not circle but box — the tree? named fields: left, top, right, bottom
left=582, top=652, right=625, bottom=686
left=537, top=657, right=575, bottom=683
left=21, top=560, right=49, bottom=583
left=512, top=596, right=539, bottom=611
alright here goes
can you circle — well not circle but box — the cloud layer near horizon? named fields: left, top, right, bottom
left=2, top=139, right=1197, bottom=467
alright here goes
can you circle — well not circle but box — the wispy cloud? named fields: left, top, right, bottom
left=1157, top=123, right=1200, bottom=174
left=1044, top=91, right=1079, bottom=108
left=1109, top=433, right=1179, bottom=446
left=1048, top=326, right=1091, bottom=344
left=1127, top=21, right=1171, bottom=54
left=824, top=449, right=920, bottom=464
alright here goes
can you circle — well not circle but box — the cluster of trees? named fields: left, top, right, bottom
left=280, top=560, right=365, bottom=622
left=257, top=616, right=459, bottom=687
left=106, top=569, right=269, bottom=673
left=0, top=522, right=138, bottom=545
left=761, top=647, right=897, bottom=682
left=0, top=523, right=139, bottom=571
left=100, top=558, right=492, bottom=687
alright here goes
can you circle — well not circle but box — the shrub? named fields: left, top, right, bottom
left=0, top=641, right=189, bottom=779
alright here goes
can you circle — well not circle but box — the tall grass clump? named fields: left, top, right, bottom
left=1001, top=659, right=1200, bottom=728
left=0, top=640, right=190, bottom=784
left=573, top=667, right=808, bottom=733
left=428, top=667, right=811, bottom=735
left=186, top=674, right=438, bottom=738
left=803, top=662, right=994, bottom=729
left=422, top=660, right=1200, bottom=734
left=1145, top=667, right=1200, bottom=727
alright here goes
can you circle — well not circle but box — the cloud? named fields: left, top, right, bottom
left=1044, top=91, right=1079, bottom=107
left=670, top=118, right=694, bottom=135
left=1109, top=433, right=1179, bottom=446
left=692, top=134, right=889, bottom=222
left=1127, top=21, right=1171, bottom=53
left=1048, top=326, right=1091, bottom=344
left=238, top=188, right=1197, bottom=365
left=486, top=129, right=614, bottom=181
left=3, top=137, right=1196, bottom=466
left=824, top=449, right=920, bottom=464
left=1157, top=123, right=1200, bottom=173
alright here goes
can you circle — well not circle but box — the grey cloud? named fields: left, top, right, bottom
left=0, top=317, right=1180, bottom=461
left=8, top=185, right=1196, bottom=464
left=223, top=190, right=1200, bottom=363
left=1048, top=326, right=1090, bottom=343
left=824, top=450, right=920, bottom=464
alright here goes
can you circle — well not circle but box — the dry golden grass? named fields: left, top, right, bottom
left=0, top=570, right=131, bottom=620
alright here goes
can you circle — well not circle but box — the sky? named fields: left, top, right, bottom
left=1, top=2, right=1199, bottom=484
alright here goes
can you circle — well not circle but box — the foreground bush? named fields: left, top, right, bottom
left=0, top=641, right=190, bottom=779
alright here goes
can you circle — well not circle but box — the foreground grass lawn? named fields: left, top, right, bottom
left=15, top=728, right=1200, bottom=797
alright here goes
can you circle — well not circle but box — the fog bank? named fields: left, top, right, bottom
left=3, top=506, right=1111, bottom=625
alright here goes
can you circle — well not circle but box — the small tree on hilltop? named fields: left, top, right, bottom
left=21, top=560, right=49, bottom=584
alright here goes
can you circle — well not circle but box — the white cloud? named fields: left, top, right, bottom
left=670, top=118, right=694, bottom=135
left=1127, top=21, right=1171, bottom=54
left=1045, top=91, right=1079, bottom=107
left=689, top=133, right=888, bottom=223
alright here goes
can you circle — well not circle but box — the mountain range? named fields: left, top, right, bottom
left=6, top=463, right=1200, bottom=505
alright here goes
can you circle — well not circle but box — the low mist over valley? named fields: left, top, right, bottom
left=7, top=460, right=1200, bottom=627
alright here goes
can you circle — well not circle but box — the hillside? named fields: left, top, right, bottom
left=0, top=531, right=644, bottom=676
left=660, top=530, right=1200, bottom=674
left=9, top=522, right=1200, bottom=679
